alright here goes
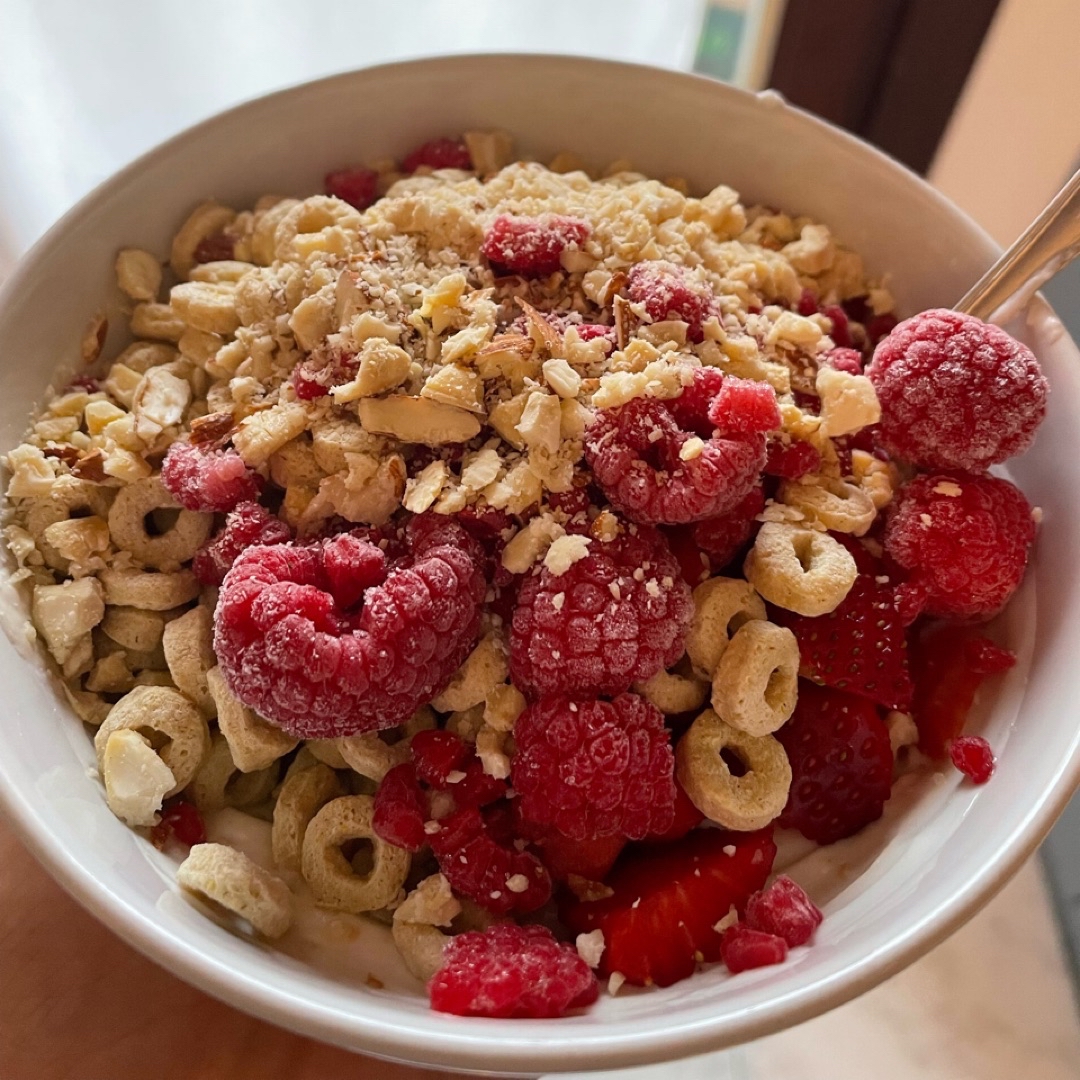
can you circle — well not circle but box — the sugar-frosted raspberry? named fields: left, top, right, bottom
left=411, top=729, right=506, bottom=808
left=291, top=343, right=359, bottom=400
left=213, top=520, right=485, bottom=738
left=372, top=763, right=427, bottom=851
left=720, top=925, right=788, bottom=973
left=324, top=166, right=378, bottom=210
left=585, top=391, right=766, bottom=525
left=764, top=436, right=821, bottom=479
left=509, top=526, right=692, bottom=696
left=690, top=485, right=765, bottom=572
left=822, top=304, right=852, bottom=348
left=193, top=232, right=235, bottom=263
left=707, top=377, right=781, bottom=434
left=192, top=502, right=292, bottom=586
left=744, top=875, right=823, bottom=946
left=429, top=924, right=598, bottom=1018
left=626, top=260, right=713, bottom=342
left=949, top=735, right=995, bottom=784
left=865, top=309, right=1048, bottom=471
left=427, top=807, right=551, bottom=915
left=482, top=214, right=590, bottom=277
left=402, top=136, right=472, bottom=173
left=150, top=800, right=206, bottom=849
left=884, top=472, right=1036, bottom=620
left=512, top=693, right=676, bottom=841
left=823, top=347, right=863, bottom=375
left=160, top=441, right=260, bottom=512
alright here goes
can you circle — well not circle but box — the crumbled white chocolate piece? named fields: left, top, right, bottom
left=816, top=367, right=881, bottom=437
left=543, top=534, right=592, bottom=576
left=576, top=929, right=606, bottom=968
left=102, top=728, right=175, bottom=827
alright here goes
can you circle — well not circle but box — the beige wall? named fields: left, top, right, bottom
left=929, top=0, right=1080, bottom=246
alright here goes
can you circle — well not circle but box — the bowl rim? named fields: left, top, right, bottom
left=2, top=51, right=1079, bottom=1076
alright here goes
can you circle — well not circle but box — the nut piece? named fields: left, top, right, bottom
left=206, top=666, right=298, bottom=772
left=170, top=201, right=237, bottom=280
left=272, top=762, right=344, bottom=875
left=102, top=728, right=175, bottom=826
left=816, top=367, right=881, bottom=438
left=32, top=577, right=105, bottom=667
left=711, top=621, right=799, bottom=736
left=744, top=523, right=857, bottom=617
left=676, top=709, right=791, bottom=831
left=431, top=635, right=508, bottom=713
left=332, top=338, right=413, bottom=402
left=115, top=249, right=163, bottom=302
left=177, top=842, right=293, bottom=939
left=392, top=873, right=462, bottom=983
left=358, top=396, right=481, bottom=446
left=685, top=577, right=767, bottom=680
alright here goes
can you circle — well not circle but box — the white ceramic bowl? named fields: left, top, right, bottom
left=1, top=54, right=1079, bottom=1077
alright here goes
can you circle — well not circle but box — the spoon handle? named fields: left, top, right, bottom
left=955, top=168, right=1080, bottom=321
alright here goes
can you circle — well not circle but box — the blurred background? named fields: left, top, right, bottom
left=0, top=2, right=1078, bottom=1078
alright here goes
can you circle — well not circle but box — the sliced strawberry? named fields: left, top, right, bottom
left=774, top=573, right=914, bottom=710
left=776, top=682, right=893, bottom=844
left=559, top=828, right=775, bottom=987
left=910, top=624, right=1016, bottom=759
left=642, top=777, right=705, bottom=844
left=533, top=829, right=627, bottom=884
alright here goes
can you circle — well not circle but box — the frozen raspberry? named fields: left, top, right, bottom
left=866, top=309, right=1048, bottom=471
left=744, top=876, right=823, bottom=946
left=213, top=520, right=485, bottom=738
left=884, top=472, right=1036, bottom=620
left=690, top=485, right=765, bottom=573
left=585, top=391, right=766, bottom=525
left=512, top=693, right=676, bottom=841
left=764, top=436, right=821, bottom=480
left=193, top=502, right=292, bottom=586
left=867, top=312, right=898, bottom=347
left=626, top=260, right=713, bottom=342
left=707, top=376, right=781, bottom=434
left=402, top=136, right=472, bottom=173
left=291, top=343, right=359, bottom=401
left=372, top=763, right=427, bottom=851
left=411, top=729, right=507, bottom=809
left=949, top=735, right=995, bottom=785
left=509, top=526, right=692, bottom=697
left=528, top=827, right=626, bottom=884
left=667, top=367, right=725, bottom=433
left=324, top=166, right=378, bottom=210
left=720, top=925, right=788, bottom=973
left=428, top=807, right=551, bottom=915
left=160, top=441, right=260, bottom=513
left=482, top=214, right=590, bottom=277
left=797, top=288, right=819, bottom=316
left=150, top=800, right=206, bottom=849
left=643, top=776, right=705, bottom=843
left=824, top=347, right=863, bottom=375
left=193, top=232, right=235, bottom=263
left=429, top=924, right=598, bottom=1018
left=777, top=683, right=893, bottom=844
left=65, top=373, right=101, bottom=393
left=822, top=304, right=852, bottom=348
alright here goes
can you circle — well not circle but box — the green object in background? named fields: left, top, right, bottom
left=694, top=4, right=746, bottom=82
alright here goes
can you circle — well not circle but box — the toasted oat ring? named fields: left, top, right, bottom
left=272, top=761, right=344, bottom=875
left=306, top=739, right=350, bottom=769
left=99, top=568, right=201, bottom=610
left=24, top=480, right=115, bottom=572
left=744, top=522, right=857, bottom=617
left=177, top=842, right=292, bottom=938
left=251, top=198, right=300, bottom=265
left=206, top=666, right=297, bottom=773
left=190, top=733, right=280, bottom=813
left=685, top=577, right=768, bottom=680
left=273, top=196, right=364, bottom=263
left=778, top=476, right=876, bottom=536
left=711, top=621, right=799, bottom=736
left=676, top=708, right=791, bottom=831
left=162, top=606, right=216, bottom=715
left=337, top=733, right=409, bottom=782
left=94, top=685, right=210, bottom=797
left=108, top=478, right=213, bottom=569
left=633, top=666, right=710, bottom=715
left=391, top=874, right=462, bottom=983
left=301, top=795, right=410, bottom=914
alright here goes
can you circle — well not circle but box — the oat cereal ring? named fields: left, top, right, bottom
left=162, top=607, right=217, bottom=715
left=711, top=620, right=799, bottom=736
left=273, top=196, right=364, bottom=264
left=271, top=761, right=345, bottom=875
left=130, top=302, right=186, bottom=342
left=685, top=577, right=768, bottom=680
left=94, top=685, right=210, bottom=797
left=170, top=201, right=237, bottom=280
left=107, top=479, right=213, bottom=569
left=206, top=666, right=298, bottom=772
left=777, top=476, right=877, bottom=536
left=169, top=281, right=241, bottom=337
left=392, top=874, right=462, bottom=983
left=251, top=198, right=300, bottom=265
left=101, top=606, right=166, bottom=654
left=24, top=480, right=115, bottom=572
left=99, top=568, right=201, bottom=610
left=430, top=634, right=508, bottom=713
left=177, top=842, right=293, bottom=939
left=633, top=665, right=710, bottom=715
left=190, top=733, right=279, bottom=813
left=675, top=708, right=791, bottom=831
left=744, top=522, right=857, bottom=617
left=306, top=739, right=350, bottom=770
left=337, top=733, right=408, bottom=783
left=301, top=795, right=410, bottom=914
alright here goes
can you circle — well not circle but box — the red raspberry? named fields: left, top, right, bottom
left=585, top=393, right=766, bottom=525
left=720, top=925, right=788, bottom=973
left=324, top=166, right=378, bottom=210
left=643, top=776, right=705, bottom=843
left=213, top=521, right=485, bottom=738
left=865, top=309, right=1048, bottom=471
left=193, top=232, right=235, bottom=263
left=824, top=347, right=863, bottom=375
left=797, top=288, right=819, bottom=316
left=512, top=693, right=676, bottom=841
left=65, top=374, right=102, bottom=393
left=706, top=376, right=781, bottom=434
left=744, top=875, right=823, bottom=946
left=867, top=312, right=899, bottom=347
left=291, top=343, right=359, bottom=401
left=160, top=441, right=260, bottom=513
left=529, top=827, right=626, bottom=884
left=427, top=807, right=551, bottom=915
left=482, top=214, right=590, bottom=277
left=777, top=683, right=893, bottom=844
left=667, top=366, right=724, bottom=433
left=411, top=729, right=506, bottom=809
left=949, top=735, right=995, bottom=784
left=764, top=436, right=821, bottom=480
left=884, top=472, right=1036, bottom=620
left=626, top=260, right=713, bottom=343
left=372, top=763, right=427, bottom=852
left=150, top=800, right=206, bottom=849
left=509, top=526, right=691, bottom=697
left=689, top=485, right=765, bottom=574
left=401, top=136, right=472, bottom=173
left=821, top=304, right=852, bottom=348
left=193, top=502, right=292, bottom=586
left=429, top=924, right=598, bottom=1018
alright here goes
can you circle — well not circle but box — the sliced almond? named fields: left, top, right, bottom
left=358, top=396, right=481, bottom=446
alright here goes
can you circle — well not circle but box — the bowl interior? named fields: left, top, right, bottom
left=1, top=55, right=1079, bottom=1076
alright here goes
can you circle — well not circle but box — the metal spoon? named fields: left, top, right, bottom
left=955, top=167, right=1080, bottom=321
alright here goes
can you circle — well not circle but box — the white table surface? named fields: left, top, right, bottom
left=2, top=4, right=1079, bottom=1077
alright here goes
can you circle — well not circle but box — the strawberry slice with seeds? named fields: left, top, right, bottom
left=559, top=828, right=775, bottom=987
